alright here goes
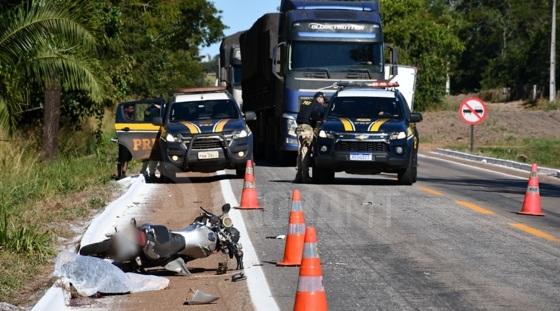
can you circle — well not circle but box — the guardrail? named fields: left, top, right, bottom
left=434, top=148, right=560, bottom=178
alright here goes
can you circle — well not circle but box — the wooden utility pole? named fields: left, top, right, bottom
left=551, top=0, right=557, bottom=102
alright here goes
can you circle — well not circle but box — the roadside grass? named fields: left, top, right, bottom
left=0, top=128, right=117, bottom=303
left=448, top=138, right=560, bottom=169
left=525, top=98, right=560, bottom=111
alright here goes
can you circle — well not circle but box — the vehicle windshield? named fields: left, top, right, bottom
left=169, top=99, right=239, bottom=121
left=328, top=96, right=402, bottom=119
left=291, top=41, right=383, bottom=73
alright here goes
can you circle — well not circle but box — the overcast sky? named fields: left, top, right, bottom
left=200, top=0, right=279, bottom=58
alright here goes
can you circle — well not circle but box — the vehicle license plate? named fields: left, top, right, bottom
left=349, top=153, right=372, bottom=161
left=198, top=151, right=219, bottom=159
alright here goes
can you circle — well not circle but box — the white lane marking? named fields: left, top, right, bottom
left=217, top=171, right=280, bottom=311
left=419, top=154, right=527, bottom=180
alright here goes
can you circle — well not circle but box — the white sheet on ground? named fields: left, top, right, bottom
left=53, top=252, right=169, bottom=297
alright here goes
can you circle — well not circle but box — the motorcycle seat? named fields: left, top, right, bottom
left=143, top=224, right=186, bottom=259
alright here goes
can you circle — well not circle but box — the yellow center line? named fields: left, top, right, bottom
left=456, top=200, right=495, bottom=215
left=419, top=186, right=444, bottom=196
left=510, top=223, right=560, bottom=242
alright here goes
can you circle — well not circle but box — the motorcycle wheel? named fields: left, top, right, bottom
left=79, top=239, right=113, bottom=258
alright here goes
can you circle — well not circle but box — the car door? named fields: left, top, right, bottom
left=115, top=98, right=165, bottom=161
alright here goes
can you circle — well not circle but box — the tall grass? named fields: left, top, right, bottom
left=0, top=129, right=115, bottom=257
left=0, top=127, right=116, bottom=302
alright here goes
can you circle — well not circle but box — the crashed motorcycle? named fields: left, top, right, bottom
left=79, top=204, right=243, bottom=275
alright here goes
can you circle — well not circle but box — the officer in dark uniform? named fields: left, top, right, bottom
left=294, top=91, right=327, bottom=183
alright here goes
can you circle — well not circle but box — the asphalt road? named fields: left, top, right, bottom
left=227, top=154, right=560, bottom=311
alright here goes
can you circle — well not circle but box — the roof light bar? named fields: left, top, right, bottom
left=335, top=80, right=399, bottom=89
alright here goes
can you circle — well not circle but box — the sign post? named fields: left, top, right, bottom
left=458, top=97, right=488, bottom=153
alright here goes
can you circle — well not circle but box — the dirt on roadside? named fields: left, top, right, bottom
left=71, top=174, right=253, bottom=311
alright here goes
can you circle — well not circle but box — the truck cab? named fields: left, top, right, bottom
left=313, top=83, right=422, bottom=184
left=242, top=0, right=401, bottom=162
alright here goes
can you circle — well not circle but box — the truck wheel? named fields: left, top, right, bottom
left=312, top=166, right=335, bottom=184
left=397, top=160, right=416, bottom=185
left=235, top=166, right=246, bottom=178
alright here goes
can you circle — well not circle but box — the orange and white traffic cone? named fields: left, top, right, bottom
left=293, top=226, right=328, bottom=311
left=277, top=189, right=306, bottom=266
left=236, top=160, right=261, bottom=210
left=517, top=164, right=544, bottom=216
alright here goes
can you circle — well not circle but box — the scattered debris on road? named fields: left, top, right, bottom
left=184, top=289, right=220, bottom=305
left=231, top=272, right=246, bottom=282
left=217, top=262, right=228, bottom=275
left=266, top=234, right=286, bottom=239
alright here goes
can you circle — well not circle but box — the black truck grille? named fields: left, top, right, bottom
left=335, top=141, right=387, bottom=153
left=191, top=138, right=223, bottom=150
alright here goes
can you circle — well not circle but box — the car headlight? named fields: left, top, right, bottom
left=233, top=129, right=248, bottom=139
left=166, top=133, right=178, bottom=142
left=319, top=130, right=334, bottom=139
left=390, top=131, right=407, bottom=140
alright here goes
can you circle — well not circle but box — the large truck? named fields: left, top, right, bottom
left=219, top=31, right=244, bottom=107
left=240, top=0, right=406, bottom=161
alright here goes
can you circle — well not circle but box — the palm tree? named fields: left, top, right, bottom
left=0, top=0, right=102, bottom=158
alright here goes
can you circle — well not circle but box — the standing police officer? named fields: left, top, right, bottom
left=294, top=92, right=327, bottom=183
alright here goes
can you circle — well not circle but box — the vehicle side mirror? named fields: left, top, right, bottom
left=222, top=203, right=231, bottom=214
left=245, top=111, right=257, bottom=121
left=151, top=117, right=163, bottom=126
left=220, top=67, right=227, bottom=82
left=272, top=42, right=286, bottom=81
left=389, top=46, right=399, bottom=76
left=409, top=112, right=423, bottom=123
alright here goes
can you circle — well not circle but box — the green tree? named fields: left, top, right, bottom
left=382, top=0, right=464, bottom=109
left=92, top=0, right=225, bottom=99
left=452, top=0, right=551, bottom=98
left=0, top=0, right=102, bottom=157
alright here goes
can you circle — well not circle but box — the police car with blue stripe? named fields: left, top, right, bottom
left=312, top=81, right=422, bottom=185
left=154, top=87, right=255, bottom=180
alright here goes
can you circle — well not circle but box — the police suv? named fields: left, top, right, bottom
left=154, top=87, right=255, bottom=180
left=312, top=82, right=422, bottom=185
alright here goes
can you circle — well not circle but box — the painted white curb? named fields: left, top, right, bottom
left=32, top=175, right=147, bottom=311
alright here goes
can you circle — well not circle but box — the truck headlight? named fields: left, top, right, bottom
left=285, top=117, right=297, bottom=137
left=166, top=133, right=178, bottom=142
left=390, top=131, right=407, bottom=140
left=233, top=129, right=248, bottom=139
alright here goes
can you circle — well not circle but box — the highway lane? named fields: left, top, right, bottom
left=227, top=155, right=560, bottom=311
left=418, top=154, right=560, bottom=232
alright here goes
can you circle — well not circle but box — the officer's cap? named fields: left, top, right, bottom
left=314, top=92, right=325, bottom=99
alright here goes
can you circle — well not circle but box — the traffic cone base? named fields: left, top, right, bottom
left=236, top=160, right=262, bottom=210
left=517, top=164, right=544, bottom=216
